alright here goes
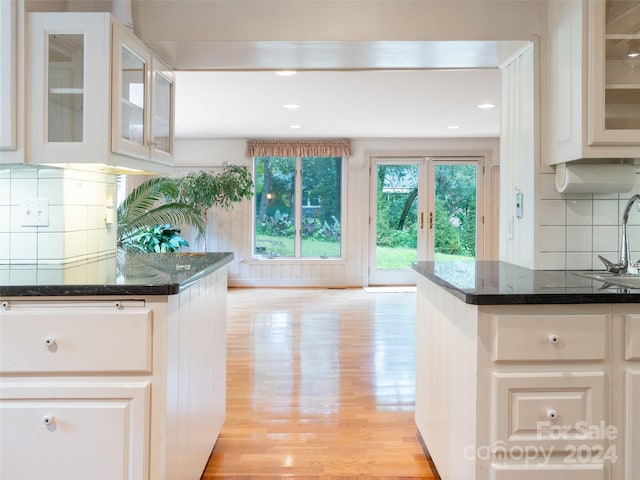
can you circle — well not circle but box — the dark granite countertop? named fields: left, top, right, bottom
left=0, top=252, right=234, bottom=297
left=412, top=260, right=640, bottom=305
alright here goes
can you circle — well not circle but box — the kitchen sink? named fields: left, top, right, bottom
left=573, top=271, right=640, bottom=289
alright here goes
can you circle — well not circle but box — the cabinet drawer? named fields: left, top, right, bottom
left=491, top=463, right=605, bottom=480
left=625, top=314, right=640, bottom=360
left=494, top=372, right=606, bottom=448
left=0, top=382, right=149, bottom=480
left=0, top=306, right=152, bottom=373
left=493, top=314, right=607, bottom=361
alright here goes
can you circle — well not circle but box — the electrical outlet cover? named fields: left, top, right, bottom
left=21, top=198, right=49, bottom=227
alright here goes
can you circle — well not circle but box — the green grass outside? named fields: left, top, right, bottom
left=376, top=246, right=474, bottom=270
left=255, top=234, right=341, bottom=258
left=255, top=234, right=473, bottom=266
left=376, top=246, right=417, bottom=270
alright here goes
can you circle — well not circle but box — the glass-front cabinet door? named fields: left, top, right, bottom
left=590, top=0, right=640, bottom=144
left=111, top=25, right=150, bottom=160
left=150, top=57, right=175, bottom=165
left=28, top=13, right=111, bottom=162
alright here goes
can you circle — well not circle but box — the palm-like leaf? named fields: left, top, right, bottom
left=117, top=177, right=206, bottom=249
left=118, top=178, right=178, bottom=230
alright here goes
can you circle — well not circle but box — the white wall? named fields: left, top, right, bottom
left=499, top=44, right=537, bottom=269
left=173, top=136, right=500, bottom=287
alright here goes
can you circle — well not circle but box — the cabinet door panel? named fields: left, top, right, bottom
left=0, top=382, right=149, bottom=480
left=588, top=0, right=640, bottom=145
left=0, top=307, right=152, bottom=373
left=28, top=13, right=111, bottom=162
left=493, top=372, right=606, bottom=449
left=111, top=25, right=151, bottom=161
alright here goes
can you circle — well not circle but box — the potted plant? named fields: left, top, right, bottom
left=117, top=164, right=254, bottom=253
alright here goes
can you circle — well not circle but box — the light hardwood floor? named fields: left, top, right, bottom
left=201, top=287, right=435, bottom=480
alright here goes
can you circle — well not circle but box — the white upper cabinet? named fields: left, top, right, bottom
left=28, top=12, right=173, bottom=173
left=547, top=0, right=640, bottom=165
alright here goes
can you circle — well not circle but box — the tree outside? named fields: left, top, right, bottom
left=433, top=164, right=476, bottom=259
left=254, top=156, right=342, bottom=258
left=376, top=163, right=477, bottom=270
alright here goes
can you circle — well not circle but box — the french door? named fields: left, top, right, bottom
left=368, top=156, right=482, bottom=285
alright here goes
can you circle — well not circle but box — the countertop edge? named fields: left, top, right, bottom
left=412, top=260, right=640, bottom=305
left=0, top=252, right=234, bottom=297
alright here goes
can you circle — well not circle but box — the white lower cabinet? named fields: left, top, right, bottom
left=0, top=266, right=228, bottom=480
left=487, top=310, right=611, bottom=479
left=415, top=277, right=631, bottom=480
left=0, top=382, right=149, bottom=480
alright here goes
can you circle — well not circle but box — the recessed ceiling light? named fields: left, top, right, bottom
left=275, top=70, right=297, bottom=76
left=283, top=104, right=300, bottom=109
left=447, top=125, right=460, bottom=129
left=289, top=125, right=302, bottom=129
left=477, top=103, right=496, bottom=109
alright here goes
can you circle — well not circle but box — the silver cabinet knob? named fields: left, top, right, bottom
left=547, top=409, right=558, bottom=420
left=43, top=336, right=56, bottom=347
left=548, top=334, right=559, bottom=344
left=43, top=414, right=54, bottom=425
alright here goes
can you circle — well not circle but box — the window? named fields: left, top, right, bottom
left=254, top=156, right=343, bottom=259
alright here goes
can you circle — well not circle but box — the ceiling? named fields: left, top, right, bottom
left=119, top=1, right=530, bottom=139
left=175, top=68, right=503, bottom=139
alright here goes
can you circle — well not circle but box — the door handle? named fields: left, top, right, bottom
left=429, top=212, right=434, bottom=230
left=420, top=212, right=424, bottom=230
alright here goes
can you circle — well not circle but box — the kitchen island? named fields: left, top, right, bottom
left=412, top=261, right=640, bottom=480
left=0, top=252, right=233, bottom=480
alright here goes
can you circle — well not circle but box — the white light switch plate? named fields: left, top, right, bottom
left=21, top=198, right=49, bottom=227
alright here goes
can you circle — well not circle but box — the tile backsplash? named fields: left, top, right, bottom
left=539, top=172, right=640, bottom=270
left=0, top=165, right=117, bottom=264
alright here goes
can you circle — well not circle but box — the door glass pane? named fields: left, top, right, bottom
left=48, top=34, right=84, bottom=142
left=254, top=157, right=296, bottom=258
left=301, top=157, right=342, bottom=258
left=375, top=164, right=418, bottom=270
left=152, top=70, right=171, bottom=153
left=120, top=46, right=145, bottom=145
left=433, top=164, right=477, bottom=260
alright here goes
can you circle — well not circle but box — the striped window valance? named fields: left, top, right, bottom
left=245, top=139, right=351, bottom=158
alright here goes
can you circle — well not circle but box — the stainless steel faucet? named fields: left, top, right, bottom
left=598, top=193, right=640, bottom=274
